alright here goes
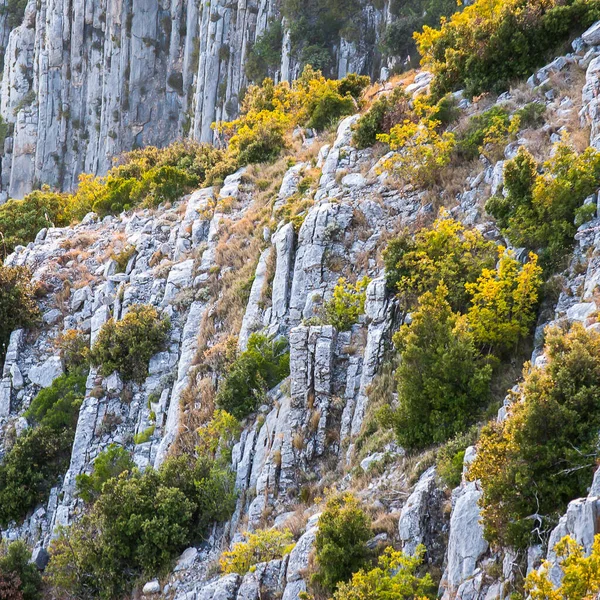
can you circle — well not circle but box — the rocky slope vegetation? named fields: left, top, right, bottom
left=4, top=1, right=600, bottom=600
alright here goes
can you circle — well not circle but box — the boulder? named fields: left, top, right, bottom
left=29, top=356, right=64, bottom=388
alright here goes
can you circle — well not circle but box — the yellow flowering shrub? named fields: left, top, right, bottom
left=219, top=529, right=294, bottom=575
left=378, top=119, right=455, bottom=187
left=526, top=534, right=600, bottom=600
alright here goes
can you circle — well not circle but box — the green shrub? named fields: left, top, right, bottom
left=132, top=165, right=198, bottom=207
left=352, top=88, right=414, bottom=149
left=515, top=101, right=546, bottom=128
left=455, top=106, right=518, bottom=161
left=25, top=370, right=86, bottom=430
left=306, top=89, right=356, bottom=131
left=0, top=265, right=39, bottom=361
left=0, top=190, right=68, bottom=254
left=0, top=370, right=86, bottom=527
left=436, top=426, right=479, bottom=488
left=0, top=541, right=42, bottom=600
left=338, top=74, right=371, bottom=100
left=90, top=304, right=170, bottom=383
left=133, top=425, right=155, bottom=444
left=416, top=0, right=600, bottom=98
left=323, top=277, right=370, bottom=331
left=0, top=426, right=73, bottom=527
left=312, top=493, right=372, bottom=593
left=46, top=456, right=236, bottom=599
left=385, top=284, right=492, bottom=450
left=220, top=529, right=294, bottom=575
left=469, top=323, right=600, bottom=549
left=245, top=21, right=283, bottom=83
left=75, top=445, right=134, bottom=503
left=216, top=334, right=290, bottom=419
left=332, top=546, right=435, bottom=600
left=485, top=144, right=600, bottom=272
left=383, top=214, right=496, bottom=312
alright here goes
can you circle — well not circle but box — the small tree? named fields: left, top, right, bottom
left=0, top=541, right=42, bottom=600
left=312, top=494, right=372, bottom=593
left=466, top=249, right=542, bottom=356
left=389, top=284, right=492, bottom=449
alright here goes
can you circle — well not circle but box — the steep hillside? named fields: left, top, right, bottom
left=3, top=1, right=600, bottom=599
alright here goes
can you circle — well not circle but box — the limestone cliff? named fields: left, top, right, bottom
left=0, top=0, right=388, bottom=201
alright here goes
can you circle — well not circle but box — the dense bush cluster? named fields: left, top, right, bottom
left=415, top=0, right=600, bottom=98
left=0, top=142, right=226, bottom=252
left=312, top=494, right=372, bottom=594
left=216, top=67, right=368, bottom=165
left=90, top=304, right=170, bottom=384
left=470, top=324, right=600, bottom=548
left=382, top=215, right=541, bottom=449
left=0, top=541, right=42, bottom=600
left=0, top=370, right=86, bottom=527
left=46, top=454, right=236, bottom=599
left=486, top=143, right=600, bottom=272
left=216, top=333, right=290, bottom=419
left=0, top=265, right=39, bottom=361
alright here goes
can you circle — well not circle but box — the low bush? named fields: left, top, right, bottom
left=385, top=284, right=492, bottom=450
left=352, top=88, right=414, bottom=149
left=486, top=144, right=600, bottom=272
left=332, top=546, right=435, bottom=600
left=90, top=304, right=170, bottom=384
left=54, top=329, right=89, bottom=370
left=220, top=529, right=294, bottom=575
left=525, top=534, right=600, bottom=599
left=436, top=426, right=479, bottom=488
left=0, top=265, right=39, bottom=361
left=46, top=455, right=236, bottom=599
left=311, top=494, right=372, bottom=594
left=75, top=445, right=134, bottom=503
left=323, top=277, right=370, bottom=332
left=0, top=541, right=42, bottom=600
left=25, top=370, right=86, bottom=430
left=216, top=334, right=290, bottom=419
left=469, top=323, right=600, bottom=548
left=378, top=119, right=455, bottom=187
left=455, top=106, right=519, bottom=161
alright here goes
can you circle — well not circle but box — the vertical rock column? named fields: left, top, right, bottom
left=289, top=325, right=335, bottom=461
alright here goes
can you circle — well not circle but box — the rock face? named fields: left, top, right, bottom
left=0, top=0, right=391, bottom=200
